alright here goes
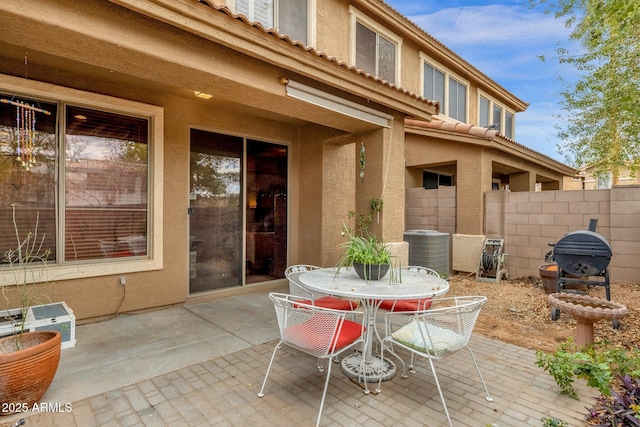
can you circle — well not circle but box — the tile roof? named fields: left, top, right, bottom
left=405, top=118, right=575, bottom=174
left=195, top=0, right=438, bottom=110
left=405, top=118, right=499, bottom=140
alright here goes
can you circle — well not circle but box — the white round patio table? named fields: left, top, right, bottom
left=297, top=267, right=449, bottom=388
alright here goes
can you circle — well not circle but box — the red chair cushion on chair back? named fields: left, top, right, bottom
left=379, top=298, right=432, bottom=312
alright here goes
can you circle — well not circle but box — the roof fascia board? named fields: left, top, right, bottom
left=352, top=0, right=529, bottom=112
left=110, top=0, right=437, bottom=119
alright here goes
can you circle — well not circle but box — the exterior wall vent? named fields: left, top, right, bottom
left=403, top=230, right=450, bottom=276
left=452, top=234, right=486, bottom=273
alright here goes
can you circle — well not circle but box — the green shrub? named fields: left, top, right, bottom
left=535, top=339, right=640, bottom=399
left=541, top=417, right=569, bottom=427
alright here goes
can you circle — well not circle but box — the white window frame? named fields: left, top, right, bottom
left=0, top=74, right=164, bottom=284
left=420, top=54, right=469, bottom=122
left=597, top=172, right=613, bottom=189
left=233, top=0, right=315, bottom=46
left=478, top=90, right=516, bottom=138
left=349, top=6, right=402, bottom=86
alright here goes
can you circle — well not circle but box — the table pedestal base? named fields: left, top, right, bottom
left=340, top=353, right=396, bottom=383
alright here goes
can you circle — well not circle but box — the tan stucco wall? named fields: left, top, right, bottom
left=0, top=0, right=426, bottom=321
left=0, top=74, right=307, bottom=321
left=404, top=129, right=574, bottom=235
left=316, top=0, right=351, bottom=61
left=405, top=133, right=490, bottom=234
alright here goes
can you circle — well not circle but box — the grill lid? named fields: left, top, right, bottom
left=553, top=230, right=612, bottom=276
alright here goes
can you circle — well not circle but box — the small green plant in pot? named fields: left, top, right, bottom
left=337, top=234, right=393, bottom=281
left=335, top=207, right=399, bottom=282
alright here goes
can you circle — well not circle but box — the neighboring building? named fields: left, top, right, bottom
left=0, top=0, right=573, bottom=320
left=577, top=165, right=639, bottom=189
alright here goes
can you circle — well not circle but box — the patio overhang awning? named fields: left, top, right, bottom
left=283, top=79, right=394, bottom=128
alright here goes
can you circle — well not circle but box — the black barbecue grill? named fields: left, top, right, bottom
left=547, top=226, right=616, bottom=326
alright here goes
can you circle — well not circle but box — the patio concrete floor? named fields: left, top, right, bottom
left=1, top=286, right=595, bottom=426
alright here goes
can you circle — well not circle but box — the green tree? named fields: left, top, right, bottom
left=533, top=0, right=640, bottom=184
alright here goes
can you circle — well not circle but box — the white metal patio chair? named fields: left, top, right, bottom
left=375, top=266, right=439, bottom=372
left=258, top=292, right=366, bottom=427
left=285, top=265, right=358, bottom=311
left=378, top=266, right=439, bottom=312
left=379, top=296, right=493, bottom=427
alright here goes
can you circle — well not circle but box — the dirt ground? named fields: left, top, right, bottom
left=447, top=273, right=640, bottom=353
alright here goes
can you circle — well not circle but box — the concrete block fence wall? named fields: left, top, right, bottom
left=485, top=186, right=640, bottom=284
left=405, top=186, right=640, bottom=285
left=405, top=187, right=456, bottom=235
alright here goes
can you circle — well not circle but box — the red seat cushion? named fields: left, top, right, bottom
left=314, top=296, right=358, bottom=311
left=295, top=296, right=357, bottom=311
left=379, top=298, right=432, bottom=312
left=284, top=316, right=364, bottom=353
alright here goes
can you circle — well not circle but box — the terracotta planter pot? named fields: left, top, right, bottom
left=0, top=331, right=62, bottom=414
left=539, top=264, right=558, bottom=294
left=539, top=264, right=587, bottom=294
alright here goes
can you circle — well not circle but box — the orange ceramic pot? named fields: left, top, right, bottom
left=0, top=331, right=61, bottom=415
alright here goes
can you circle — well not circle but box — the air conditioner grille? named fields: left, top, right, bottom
left=403, top=230, right=450, bottom=275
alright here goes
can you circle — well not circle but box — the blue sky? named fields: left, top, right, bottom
left=385, top=0, right=578, bottom=163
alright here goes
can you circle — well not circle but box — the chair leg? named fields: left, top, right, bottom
left=258, top=340, right=282, bottom=398
left=379, top=340, right=407, bottom=380
left=317, top=358, right=324, bottom=372
left=316, top=356, right=334, bottom=427
left=409, top=353, right=416, bottom=374
left=465, top=346, right=494, bottom=402
left=425, top=357, right=453, bottom=427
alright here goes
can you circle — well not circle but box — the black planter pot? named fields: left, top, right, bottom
left=353, top=263, right=390, bottom=281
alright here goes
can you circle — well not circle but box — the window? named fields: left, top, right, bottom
left=355, top=21, right=397, bottom=83
left=505, top=112, right=514, bottom=139
left=478, top=92, right=515, bottom=137
left=424, top=63, right=445, bottom=107
left=422, top=57, right=468, bottom=122
left=65, top=106, right=149, bottom=261
left=236, top=0, right=308, bottom=44
left=597, top=173, right=612, bottom=189
left=0, top=80, right=162, bottom=282
left=423, top=171, right=453, bottom=189
left=479, top=96, right=490, bottom=128
left=492, top=105, right=502, bottom=131
left=448, top=77, right=467, bottom=122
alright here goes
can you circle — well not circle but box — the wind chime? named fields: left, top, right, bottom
left=0, top=98, right=50, bottom=170
left=359, top=139, right=365, bottom=182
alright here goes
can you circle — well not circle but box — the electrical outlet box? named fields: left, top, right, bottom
left=119, top=276, right=126, bottom=286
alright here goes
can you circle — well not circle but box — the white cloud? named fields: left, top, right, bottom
left=390, top=1, right=577, bottom=163
left=409, top=5, right=570, bottom=48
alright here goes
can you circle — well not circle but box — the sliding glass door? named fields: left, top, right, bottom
left=189, top=130, right=287, bottom=293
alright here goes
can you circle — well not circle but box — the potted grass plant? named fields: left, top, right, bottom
left=0, top=205, right=61, bottom=414
left=335, top=206, right=398, bottom=282
left=337, top=234, right=393, bottom=280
